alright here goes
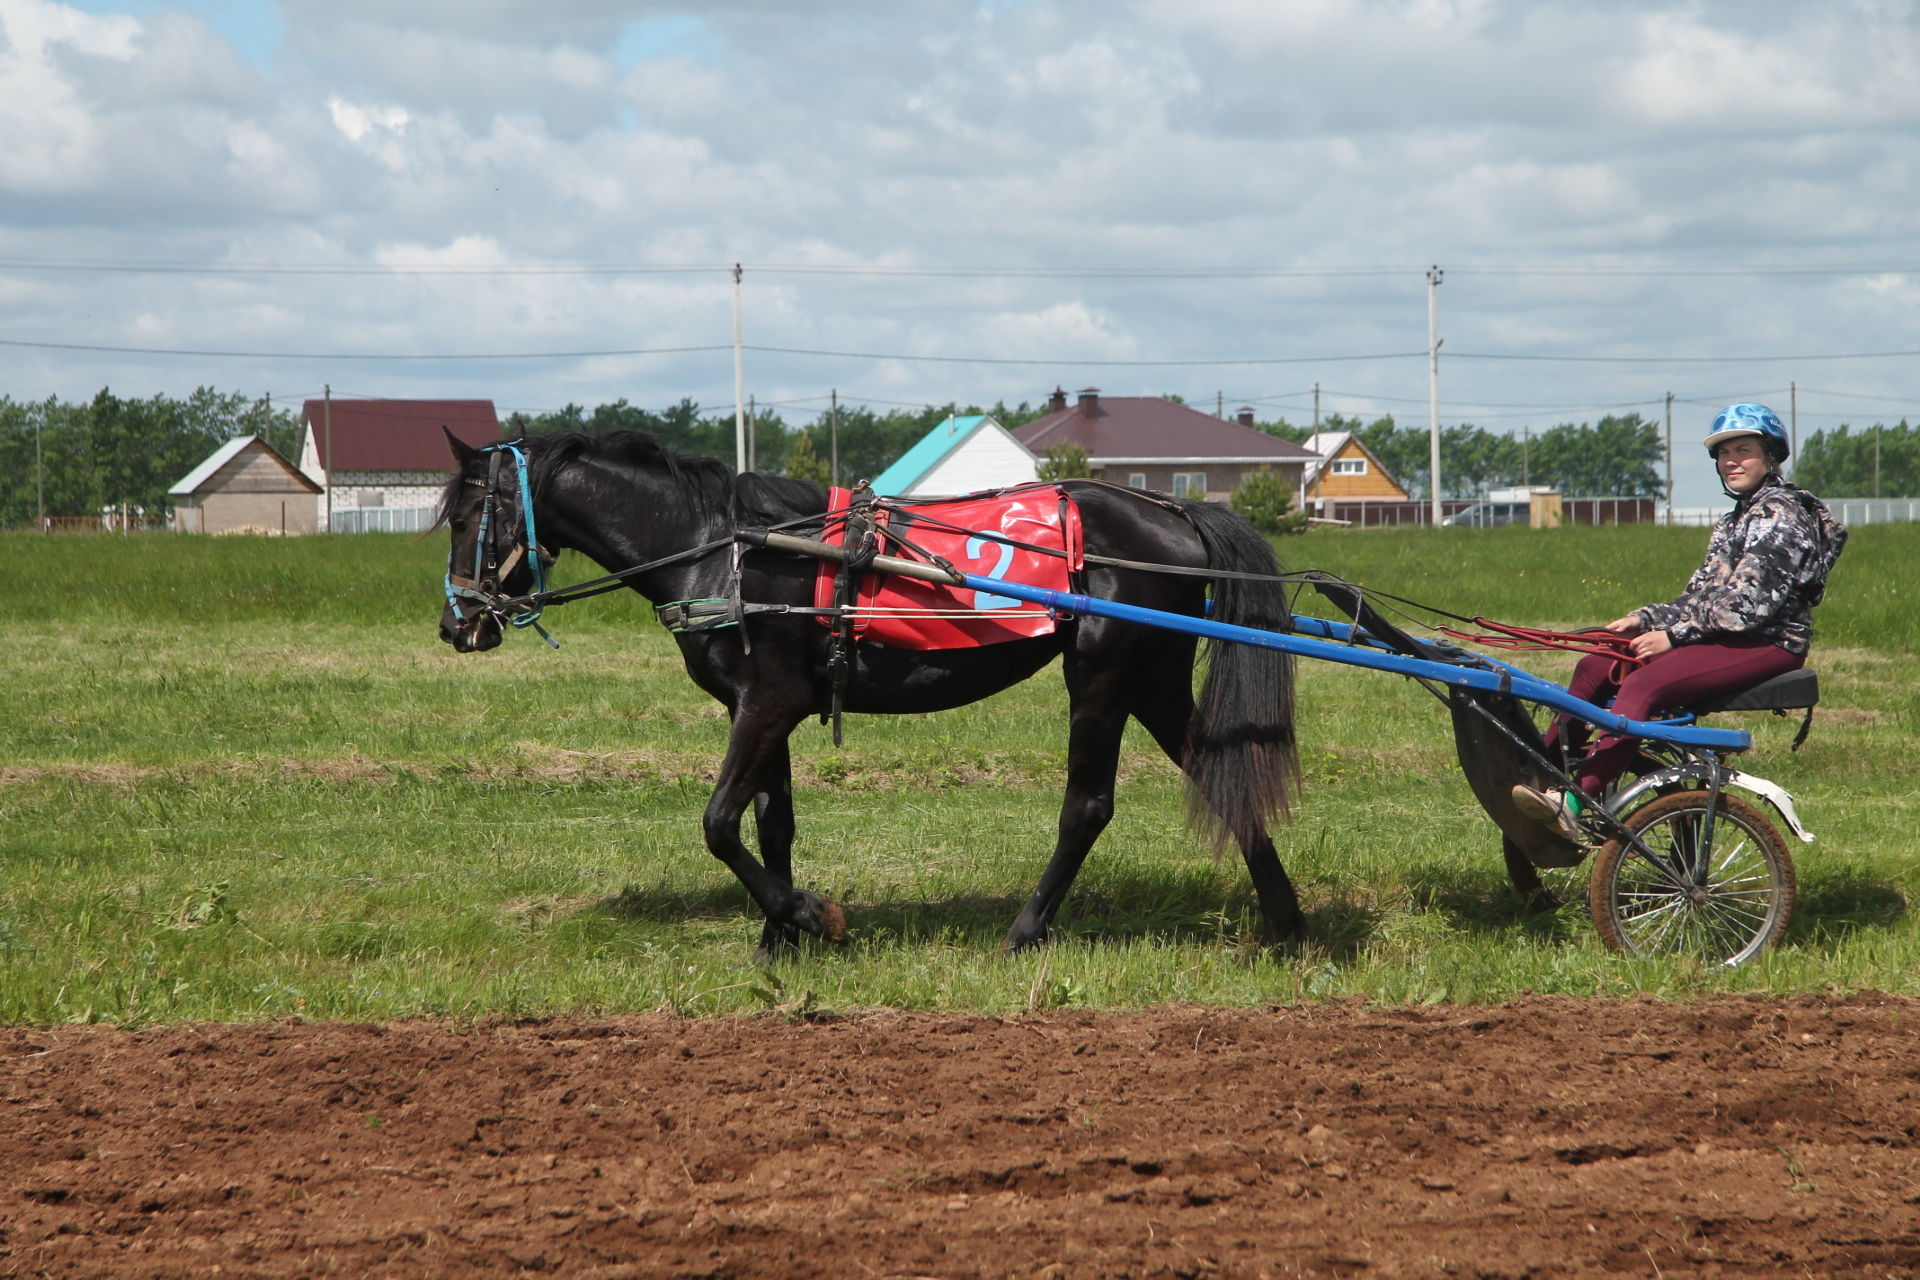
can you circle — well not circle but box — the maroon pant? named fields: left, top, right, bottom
left=1554, top=637, right=1804, bottom=798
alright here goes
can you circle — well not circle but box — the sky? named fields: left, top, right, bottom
left=3, top=0, right=1918, bottom=510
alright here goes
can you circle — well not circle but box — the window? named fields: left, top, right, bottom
left=1127, top=472, right=1147, bottom=488
left=1171, top=472, right=1207, bottom=498
left=1331, top=458, right=1368, bottom=476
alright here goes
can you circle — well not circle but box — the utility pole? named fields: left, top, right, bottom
left=732, top=263, right=747, bottom=473
left=1427, top=266, right=1444, bottom=525
left=1216, top=391, right=1224, bottom=419
left=747, top=395, right=757, bottom=473
left=1522, top=425, right=1530, bottom=486
left=1664, top=391, right=1674, bottom=525
left=830, top=388, right=840, bottom=489
left=34, top=410, right=44, bottom=531
left=1789, top=382, right=1798, bottom=479
left=1312, top=383, right=1320, bottom=431
left=323, top=383, right=333, bottom=533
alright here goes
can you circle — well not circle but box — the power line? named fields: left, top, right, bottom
left=3, top=256, right=1916, bottom=280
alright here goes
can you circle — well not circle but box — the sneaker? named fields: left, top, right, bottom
left=1511, top=784, right=1583, bottom=842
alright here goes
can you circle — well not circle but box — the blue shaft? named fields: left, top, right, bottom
left=956, top=571, right=1751, bottom=752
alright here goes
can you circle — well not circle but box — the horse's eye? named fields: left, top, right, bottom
left=451, top=519, right=468, bottom=534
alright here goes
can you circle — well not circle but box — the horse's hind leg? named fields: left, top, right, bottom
left=1132, top=686, right=1307, bottom=946
left=1002, top=675, right=1128, bottom=953
left=703, top=710, right=846, bottom=951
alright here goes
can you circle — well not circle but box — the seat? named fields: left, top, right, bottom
left=1682, top=668, right=1819, bottom=716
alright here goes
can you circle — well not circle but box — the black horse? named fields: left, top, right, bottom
left=437, top=430, right=1304, bottom=956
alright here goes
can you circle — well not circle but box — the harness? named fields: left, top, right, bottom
left=444, top=442, right=559, bottom=648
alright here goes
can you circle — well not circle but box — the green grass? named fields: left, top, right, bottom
left=1, top=525, right=1915, bottom=1024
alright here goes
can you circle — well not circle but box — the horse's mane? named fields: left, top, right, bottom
left=434, top=430, right=829, bottom=529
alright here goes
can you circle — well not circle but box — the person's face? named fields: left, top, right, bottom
left=1714, top=436, right=1771, bottom=494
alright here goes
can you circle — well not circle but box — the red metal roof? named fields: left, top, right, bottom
left=1013, top=392, right=1317, bottom=463
left=300, top=399, right=502, bottom=472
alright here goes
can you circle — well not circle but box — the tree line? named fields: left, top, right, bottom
left=2, top=387, right=1912, bottom=528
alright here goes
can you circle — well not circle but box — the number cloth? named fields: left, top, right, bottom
left=814, top=485, right=1084, bottom=650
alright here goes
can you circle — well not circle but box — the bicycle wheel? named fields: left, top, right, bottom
left=1587, top=790, right=1795, bottom=966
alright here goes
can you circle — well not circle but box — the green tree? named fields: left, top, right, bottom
left=1036, top=442, right=1093, bottom=481
left=1795, top=422, right=1917, bottom=497
left=1527, top=413, right=1664, bottom=497
left=784, top=428, right=830, bottom=486
left=1230, top=466, right=1308, bottom=535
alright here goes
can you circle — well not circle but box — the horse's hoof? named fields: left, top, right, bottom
left=999, top=929, right=1046, bottom=955
left=792, top=892, right=848, bottom=945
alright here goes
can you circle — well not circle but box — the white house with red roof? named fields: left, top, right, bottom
left=298, top=398, right=503, bottom=531
left=1012, top=388, right=1315, bottom=501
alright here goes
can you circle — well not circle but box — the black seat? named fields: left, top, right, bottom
left=1682, top=668, right=1819, bottom=716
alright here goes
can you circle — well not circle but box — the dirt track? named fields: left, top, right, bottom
left=5, top=994, right=1919, bottom=1279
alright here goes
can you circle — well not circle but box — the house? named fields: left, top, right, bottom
left=1301, top=430, right=1409, bottom=509
left=167, top=435, right=323, bottom=535
left=1011, top=389, right=1315, bottom=501
left=871, top=414, right=1038, bottom=497
left=298, top=399, right=502, bottom=531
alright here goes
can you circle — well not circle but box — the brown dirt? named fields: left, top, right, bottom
left=5, top=994, right=1919, bottom=1279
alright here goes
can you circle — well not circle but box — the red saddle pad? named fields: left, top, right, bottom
left=814, top=485, right=1084, bottom=650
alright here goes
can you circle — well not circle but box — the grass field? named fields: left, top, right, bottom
left=2, top=522, right=1915, bottom=1024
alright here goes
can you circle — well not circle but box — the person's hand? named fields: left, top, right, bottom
left=1628, top=629, right=1673, bottom=660
left=1604, top=614, right=1644, bottom=636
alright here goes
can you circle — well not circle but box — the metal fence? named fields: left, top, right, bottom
left=1314, top=497, right=1657, bottom=528
left=328, top=506, right=439, bottom=534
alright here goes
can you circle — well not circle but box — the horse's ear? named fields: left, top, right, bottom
left=445, top=426, right=478, bottom=465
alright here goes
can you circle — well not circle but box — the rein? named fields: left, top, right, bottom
left=1436, top=618, right=1643, bottom=681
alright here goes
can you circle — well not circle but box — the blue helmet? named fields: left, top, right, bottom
left=1704, top=403, right=1789, bottom=462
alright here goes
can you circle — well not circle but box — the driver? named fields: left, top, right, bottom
left=1512, top=403, right=1847, bottom=839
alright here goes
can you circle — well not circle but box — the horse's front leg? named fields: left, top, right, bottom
left=750, top=735, right=803, bottom=959
left=703, top=711, right=846, bottom=951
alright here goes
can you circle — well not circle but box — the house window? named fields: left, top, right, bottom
left=1171, top=472, right=1207, bottom=498
left=1127, top=472, right=1147, bottom=488
left=1332, top=458, right=1368, bottom=476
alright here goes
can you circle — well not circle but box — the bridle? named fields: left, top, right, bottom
left=444, top=442, right=559, bottom=647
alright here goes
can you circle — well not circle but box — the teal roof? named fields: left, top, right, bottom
left=871, top=414, right=990, bottom=494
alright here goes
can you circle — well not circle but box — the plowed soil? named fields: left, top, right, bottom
left=5, top=994, right=1919, bottom=1279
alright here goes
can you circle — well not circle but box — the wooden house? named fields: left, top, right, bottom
left=871, top=414, right=1038, bottom=497
left=167, top=435, right=323, bottom=535
left=298, top=399, right=502, bottom=531
left=1301, top=430, right=1409, bottom=509
left=1011, top=389, right=1315, bottom=500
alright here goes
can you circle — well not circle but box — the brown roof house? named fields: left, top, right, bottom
left=299, top=399, right=503, bottom=532
left=1301, top=430, right=1409, bottom=509
left=1012, top=388, right=1316, bottom=501
left=167, top=435, right=323, bottom=535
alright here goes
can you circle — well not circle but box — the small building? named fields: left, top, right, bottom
left=298, top=398, right=503, bottom=531
left=1301, top=430, right=1409, bottom=509
left=871, top=414, right=1038, bottom=497
left=1012, top=389, right=1315, bottom=500
left=167, top=435, right=323, bottom=535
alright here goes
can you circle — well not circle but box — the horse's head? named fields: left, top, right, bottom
left=437, top=430, right=550, bottom=653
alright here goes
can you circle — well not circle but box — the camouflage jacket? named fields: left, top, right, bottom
left=1634, top=476, right=1846, bottom=656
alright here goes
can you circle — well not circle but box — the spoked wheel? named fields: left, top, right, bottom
left=1588, top=790, right=1795, bottom=966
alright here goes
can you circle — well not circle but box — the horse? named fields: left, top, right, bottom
left=435, top=430, right=1305, bottom=957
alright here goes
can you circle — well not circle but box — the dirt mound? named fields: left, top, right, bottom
left=5, top=994, right=1918, bottom=1278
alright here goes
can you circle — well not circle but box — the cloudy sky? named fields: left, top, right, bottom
left=4, top=0, right=1917, bottom=506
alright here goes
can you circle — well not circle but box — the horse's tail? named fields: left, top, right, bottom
left=1179, top=501, right=1301, bottom=847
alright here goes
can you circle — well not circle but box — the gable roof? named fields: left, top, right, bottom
left=872, top=414, right=1034, bottom=494
left=302, top=399, right=501, bottom=471
left=1301, top=429, right=1404, bottom=488
left=168, top=435, right=321, bottom=497
left=1013, top=393, right=1317, bottom=465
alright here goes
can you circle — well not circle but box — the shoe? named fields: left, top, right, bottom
left=1511, top=784, right=1583, bottom=842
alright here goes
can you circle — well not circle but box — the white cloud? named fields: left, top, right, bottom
left=0, top=0, right=1916, bottom=513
